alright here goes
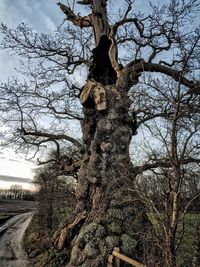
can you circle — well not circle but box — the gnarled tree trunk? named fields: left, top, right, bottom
left=54, top=1, right=149, bottom=266
left=55, top=84, right=148, bottom=267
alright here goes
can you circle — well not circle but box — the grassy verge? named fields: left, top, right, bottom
left=176, top=213, right=200, bottom=267
left=148, top=212, right=200, bottom=266
left=24, top=214, right=70, bottom=267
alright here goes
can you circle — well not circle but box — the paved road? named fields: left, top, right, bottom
left=0, top=212, right=33, bottom=267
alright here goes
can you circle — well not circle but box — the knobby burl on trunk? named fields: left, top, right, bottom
left=53, top=1, right=150, bottom=266
left=55, top=82, right=147, bottom=266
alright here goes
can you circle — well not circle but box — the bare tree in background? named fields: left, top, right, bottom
left=0, top=0, right=200, bottom=266
left=132, top=75, right=200, bottom=266
left=9, top=184, right=23, bottom=199
left=34, top=164, right=76, bottom=234
left=34, top=145, right=79, bottom=234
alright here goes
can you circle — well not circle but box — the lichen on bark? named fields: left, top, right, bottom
left=57, top=84, right=148, bottom=266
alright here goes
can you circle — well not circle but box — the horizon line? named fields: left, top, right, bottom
left=0, top=174, right=32, bottom=183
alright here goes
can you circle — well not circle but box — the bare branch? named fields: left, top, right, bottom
left=134, top=157, right=200, bottom=175
left=20, top=127, right=82, bottom=148
left=131, top=61, right=200, bottom=94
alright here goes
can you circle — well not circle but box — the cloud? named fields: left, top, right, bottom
left=0, top=148, right=35, bottom=179
left=0, top=174, right=32, bottom=183
left=0, top=0, right=64, bottom=81
left=0, top=0, right=62, bottom=32
left=9, top=159, right=21, bottom=163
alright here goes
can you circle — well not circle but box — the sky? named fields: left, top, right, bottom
left=0, top=0, right=64, bottom=189
left=0, top=0, right=171, bottom=189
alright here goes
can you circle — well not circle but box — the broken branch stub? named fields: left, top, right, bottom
left=80, top=79, right=96, bottom=105
left=80, top=80, right=107, bottom=111
left=58, top=2, right=91, bottom=27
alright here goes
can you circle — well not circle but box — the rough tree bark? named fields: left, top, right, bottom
left=53, top=1, right=148, bottom=266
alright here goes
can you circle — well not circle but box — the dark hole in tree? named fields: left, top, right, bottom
left=88, top=35, right=117, bottom=85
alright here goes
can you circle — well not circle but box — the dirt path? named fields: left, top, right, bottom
left=0, top=212, right=33, bottom=267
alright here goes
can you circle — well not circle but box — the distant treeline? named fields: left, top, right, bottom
left=0, top=185, right=35, bottom=200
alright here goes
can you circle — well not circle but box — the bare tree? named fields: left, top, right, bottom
left=10, top=184, right=23, bottom=199
left=34, top=164, right=76, bottom=234
left=0, top=0, right=200, bottom=266
left=132, top=75, right=200, bottom=266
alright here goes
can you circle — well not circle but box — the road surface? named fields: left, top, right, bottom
left=0, top=212, right=33, bottom=267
